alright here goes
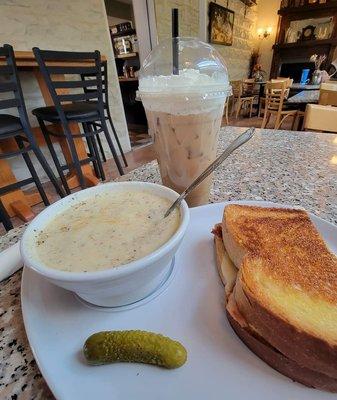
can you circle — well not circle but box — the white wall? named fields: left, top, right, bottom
left=0, top=0, right=131, bottom=182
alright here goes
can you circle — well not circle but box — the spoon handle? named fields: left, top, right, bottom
left=164, top=127, right=256, bottom=218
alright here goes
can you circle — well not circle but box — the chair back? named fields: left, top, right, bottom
left=242, top=78, right=255, bottom=95
left=81, top=60, right=109, bottom=109
left=271, top=77, right=292, bottom=98
left=271, top=77, right=293, bottom=88
left=0, top=44, right=31, bottom=128
left=265, top=81, right=287, bottom=112
left=32, top=48, right=105, bottom=121
left=230, top=80, right=243, bottom=98
left=319, top=82, right=337, bottom=106
left=304, top=104, right=337, bottom=133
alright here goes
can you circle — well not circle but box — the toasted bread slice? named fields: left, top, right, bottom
left=213, top=223, right=337, bottom=391
left=226, top=292, right=337, bottom=392
left=222, top=205, right=337, bottom=378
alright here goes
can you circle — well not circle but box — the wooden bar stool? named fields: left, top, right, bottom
left=32, top=48, right=124, bottom=194
left=0, top=44, right=65, bottom=225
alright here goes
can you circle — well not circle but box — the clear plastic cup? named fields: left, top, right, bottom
left=138, top=37, right=231, bottom=207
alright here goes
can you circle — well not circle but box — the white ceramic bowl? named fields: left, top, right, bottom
left=21, top=182, right=190, bottom=307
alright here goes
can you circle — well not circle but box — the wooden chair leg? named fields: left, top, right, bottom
left=274, top=114, right=281, bottom=130
left=261, top=110, right=268, bottom=128
left=249, top=100, right=253, bottom=118
left=231, top=98, right=236, bottom=116
left=225, top=102, right=229, bottom=125
left=258, top=101, right=262, bottom=118
left=276, top=113, right=293, bottom=130
left=235, top=99, right=242, bottom=119
left=291, top=114, right=297, bottom=131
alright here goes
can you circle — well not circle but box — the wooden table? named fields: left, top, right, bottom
left=0, top=51, right=105, bottom=221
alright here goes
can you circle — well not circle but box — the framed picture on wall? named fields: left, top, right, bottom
left=208, top=2, right=235, bottom=46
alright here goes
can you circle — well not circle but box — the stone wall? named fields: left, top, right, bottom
left=0, top=0, right=130, bottom=182
left=205, top=0, right=257, bottom=81
left=154, top=0, right=199, bottom=41
left=154, top=0, right=257, bottom=81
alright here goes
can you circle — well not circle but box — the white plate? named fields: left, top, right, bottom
left=21, top=201, right=337, bottom=400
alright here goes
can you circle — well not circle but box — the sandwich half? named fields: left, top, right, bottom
left=213, top=204, right=337, bottom=392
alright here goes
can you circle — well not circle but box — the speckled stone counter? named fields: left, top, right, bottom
left=287, top=89, right=319, bottom=103
left=1, top=126, right=336, bottom=399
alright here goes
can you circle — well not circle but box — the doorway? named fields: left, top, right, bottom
left=104, top=0, right=157, bottom=149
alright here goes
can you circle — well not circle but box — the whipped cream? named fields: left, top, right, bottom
left=139, top=69, right=230, bottom=94
left=138, top=69, right=230, bottom=115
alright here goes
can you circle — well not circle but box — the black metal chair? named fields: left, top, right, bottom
left=0, top=199, right=13, bottom=231
left=81, top=60, right=128, bottom=167
left=32, top=48, right=124, bottom=195
left=0, top=44, right=65, bottom=229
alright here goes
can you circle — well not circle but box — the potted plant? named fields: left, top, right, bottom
left=252, top=63, right=266, bottom=82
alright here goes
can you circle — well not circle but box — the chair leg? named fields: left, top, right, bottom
left=0, top=200, right=13, bottom=231
left=39, top=119, right=71, bottom=195
left=32, top=145, right=66, bottom=199
left=95, top=130, right=107, bottom=163
left=61, top=123, right=87, bottom=189
left=235, top=100, right=242, bottom=119
left=274, top=114, right=282, bottom=130
left=225, top=102, right=229, bottom=125
left=100, top=117, right=124, bottom=175
left=106, top=112, right=128, bottom=167
left=16, top=137, right=50, bottom=206
left=25, top=122, right=65, bottom=199
left=85, top=136, right=101, bottom=179
left=230, top=98, right=235, bottom=116
left=83, top=123, right=101, bottom=179
left=249, top=100, right=253, bottom=118
left=261, top=110, right=268, bottom=128
left=91, top=135, right=106, bottom=181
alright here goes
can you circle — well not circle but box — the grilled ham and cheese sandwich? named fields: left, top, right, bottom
left=213, top=204, right=337, bottom=392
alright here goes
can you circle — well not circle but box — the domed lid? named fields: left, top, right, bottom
left=138, top=37, right=230, bottom=95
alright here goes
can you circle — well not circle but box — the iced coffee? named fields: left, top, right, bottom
left=138, top=38, right=230, bottom=207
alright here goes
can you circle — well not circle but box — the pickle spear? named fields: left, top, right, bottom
left=83, top=330, right=187, bottom=369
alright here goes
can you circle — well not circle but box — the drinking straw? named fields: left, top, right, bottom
left=172, top=8, right=179, bottom=75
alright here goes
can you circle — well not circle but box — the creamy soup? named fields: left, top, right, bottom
left=32, top=190, right=180, bottom=272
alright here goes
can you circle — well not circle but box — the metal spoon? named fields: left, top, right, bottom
left=164, top=127, right=256, bottom=218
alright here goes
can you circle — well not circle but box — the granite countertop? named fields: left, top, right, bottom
left=287, top=89, right=320, bottom=103
left=1, top=126, right=336, bottom=399
left=291, top=83, right=320, bottom=90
